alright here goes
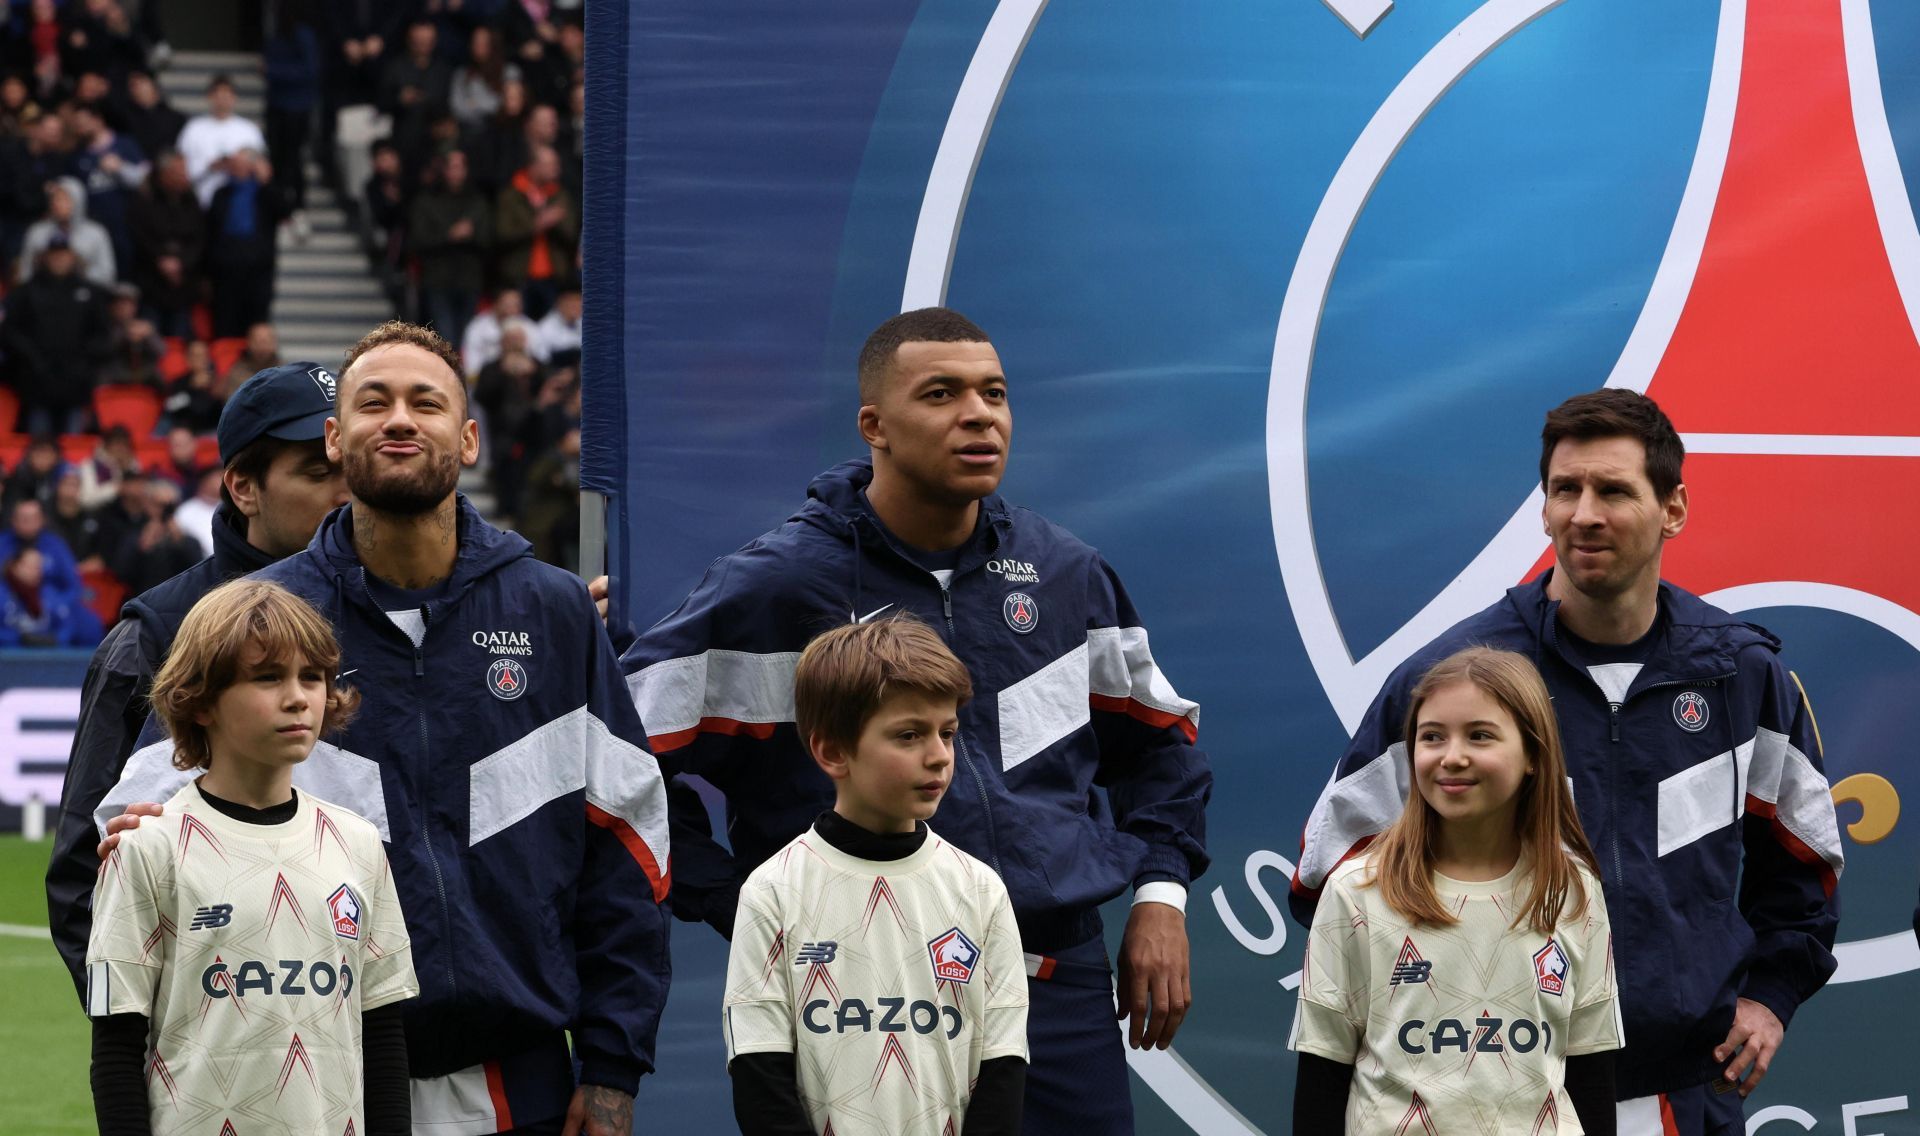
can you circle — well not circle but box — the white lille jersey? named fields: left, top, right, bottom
left=1290, top=853, right=1623, bottom=1135
left=86, top=783, right=418, bottom=1135
left=723, top=826, right=1029, bottom=1136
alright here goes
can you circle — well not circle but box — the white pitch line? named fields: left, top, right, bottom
left=0, top=922, right=50, bottom=940
left=1682, top=433, right=1920, bottom=457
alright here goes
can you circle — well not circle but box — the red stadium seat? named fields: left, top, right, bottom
left=80, top=565, right=127, bottom=630
left=59, top=434, right=96, bottom=464
left=195, top=435, right=220, bottom=469
left=93, top=385, right=163, bottom=437
left=0, top=434, right=26, bottom=471
left=191, top=304, right=213, bottom=343
left=209, top=337, right=247, bottom=380
left=158, top=337, right=191, bottom=383
left=0, top=386, right=17, bottom=434
left=135, top=437, right=171, bottom=471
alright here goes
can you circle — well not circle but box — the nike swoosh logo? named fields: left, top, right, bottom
left=853, top=604, right=894, bottom=624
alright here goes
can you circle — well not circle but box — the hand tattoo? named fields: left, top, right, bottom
left=582, top=1085, right=633, bottom=1134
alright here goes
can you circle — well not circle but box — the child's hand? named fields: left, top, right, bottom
left=1713, top=997, right=1785, bottom=1096
left=95, top=802, right=165, bottom=860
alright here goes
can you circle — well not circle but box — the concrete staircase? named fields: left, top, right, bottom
left=159, top=51, right=394, bottom=371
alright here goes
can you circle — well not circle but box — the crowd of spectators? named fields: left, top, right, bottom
left=0, top=0, right=588, bottom=649
left=348, top=1, right=586, bottom=572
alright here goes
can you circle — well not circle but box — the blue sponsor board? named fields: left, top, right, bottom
left=0, top=649, right=91, bottom=832
left=587, top=2, right=1920, bottom=1129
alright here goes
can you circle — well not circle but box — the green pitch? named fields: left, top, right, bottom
left=0, top=835, right=92, bottom=1134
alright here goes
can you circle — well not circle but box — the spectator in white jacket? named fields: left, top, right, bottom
left=531, top=288, right=581, bottom=363
left=175, top=75, right=266, bottom=208
left=460, top=285, right=538, bottom=377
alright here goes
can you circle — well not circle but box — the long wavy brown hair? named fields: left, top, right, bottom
left=1367, top=647, right=1599, bottom=934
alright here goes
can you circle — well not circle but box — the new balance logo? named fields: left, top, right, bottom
left=1389, top=936, right=1431, bottom=986
left=190, top=904, right=234, bottom=931
left=794, top=941, right=838, bottom=966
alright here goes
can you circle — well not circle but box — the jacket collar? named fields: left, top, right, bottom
left=308, top=494, right=531, bottom=615
left=1508, top=569, right=1776, bottom=681
left=209, top=501, right=278, bottom=579
left=799, top=458, right=1013, bottom=572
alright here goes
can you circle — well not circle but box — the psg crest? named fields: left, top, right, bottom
left=1002, top=593, right=1038, bottom=635
left=1672, top=691, right=1710, bottom=732
left=487, top=658, right=528, bottom=701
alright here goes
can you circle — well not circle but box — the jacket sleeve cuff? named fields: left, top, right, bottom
left=577, top=1053, right=646, bottom=1098
left=1132, top=881, right=1187, bottom=914
left=1739, top=973, right=1803, bottom=1030
left=1134, top=843, right=1194, bottom=890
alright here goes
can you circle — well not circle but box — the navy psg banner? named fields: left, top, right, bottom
left=583, top=1, right=1920, bottom=1129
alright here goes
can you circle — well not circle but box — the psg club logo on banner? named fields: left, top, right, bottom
left=887, top=0, right=1920, bottom=1129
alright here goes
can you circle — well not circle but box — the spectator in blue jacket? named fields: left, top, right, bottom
left=0, top=545, right=100, bottom=647
left=65, top=100, right=146, bottom=279
left=0, top=497, right=82, bottom=607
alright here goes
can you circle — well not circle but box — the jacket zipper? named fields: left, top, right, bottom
left=1597, top=673, right=1731, bottom=888
left=366, top=579, right=457, bottom=999
left=940, top=579, right=1003, bottom=877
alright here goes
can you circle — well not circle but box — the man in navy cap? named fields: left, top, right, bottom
left=45, top=362, right=350, bottom=996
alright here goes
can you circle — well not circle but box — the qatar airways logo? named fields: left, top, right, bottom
left=986, top=558, right=1040, bottom=584
left=472, top=630, right=534, bottom=656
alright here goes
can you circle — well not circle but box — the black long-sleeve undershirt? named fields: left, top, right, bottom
left=91, top=1005, right=410, bottom=1135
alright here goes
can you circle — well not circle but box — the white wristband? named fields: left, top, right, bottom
left=1131, top=881, right=1187, bottom=914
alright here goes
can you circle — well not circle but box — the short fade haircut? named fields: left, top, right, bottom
left=1540, top=388, right=1685, bottom=500
left=151, top=580, right=360, bottom=772
left=340, top=320, right=469, bottom=416
left=207, top=74, right=234, bottom=94
left=794, top=615, right=973, bottom=755
left=856, top=307, right=991, bottom=405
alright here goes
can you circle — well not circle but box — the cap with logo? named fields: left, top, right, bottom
left=216, top=362, right=339, bottom=466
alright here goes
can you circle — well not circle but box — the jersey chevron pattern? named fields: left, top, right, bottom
left=723, top=827, right=1028, bottom=1135
left=85, top=784, right=416, bottom=1135
left=1290, top=854, right=1621, bottom=1134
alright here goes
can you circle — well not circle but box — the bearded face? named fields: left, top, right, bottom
left=328, top=344, right=478, bottom=518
